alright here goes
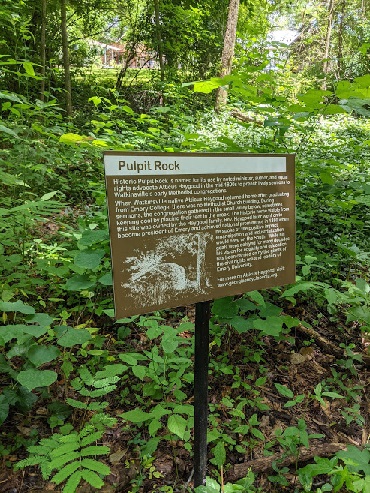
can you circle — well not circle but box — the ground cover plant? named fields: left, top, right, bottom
left=1, top=69, right=369, bottom=492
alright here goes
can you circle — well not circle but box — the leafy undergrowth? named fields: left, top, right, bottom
left=1, top=88, right=370, bottom=492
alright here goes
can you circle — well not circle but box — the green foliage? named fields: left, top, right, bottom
left=15, top=424, right=111, bottom=492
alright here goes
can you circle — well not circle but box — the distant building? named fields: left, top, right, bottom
left=89, top=40, right=158, bottom=69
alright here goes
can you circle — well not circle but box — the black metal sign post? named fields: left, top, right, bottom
left=193, top=300, right=211, bottom=488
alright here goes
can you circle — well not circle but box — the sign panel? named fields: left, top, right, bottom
left=104, top=152, right=295, bottom=318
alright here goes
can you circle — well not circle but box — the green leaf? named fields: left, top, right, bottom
left=74, top=250, right=104, bottom=270
left=0, top=300, right=35, bottom=314
left=59, top=133, right=88, bottom=145
left=27, top=344, right=60, bottom=367
left=80, top=445, right=110, bottom=456
left=274, top=383, right=294, bottom=398
left=57, top=328, right=91, bottom=347
left=0, top=124, right=18, bottom=138
left=212, top=297, right=239, bottom=319
left=80, top=458, right=110, bottom=476
left=167, top=414, right=187, bottom=439
left=88, top=96, right=101, bottom=106
left=336, top=446, right=370, bottom=475
left=229, top=315, right=255, bottom=333
left=98, top=271, right=112, bottom=285
left=161, top=334, right=179, bottom=353
left=132, top=365, right=147, bottom=380
left=64, top=274, right=96, bottom=291
left=23, top=61, right=35, bottom=76
left=62, top=470, right=83, bottom=493
left=148, top=418, right=162, bottom=436
left=81, top=469, right=104, bottom=488
left=212, top=441, right=226, bottom=466
left=253, top=316, right=283, bottom=337
left=0, top=395, right=9, bottom=425
left=40, top=191, right=58, bottom=201
left=121, top=408, right=153, bottom=423
left=17, top=369, right=57, bottom=390
left=322, top=391, right=345, bottom=399
left=250, top=427, right=265, bottom=440
left=52, top=461, right=81, bottom=485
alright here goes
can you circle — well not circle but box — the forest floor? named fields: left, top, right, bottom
left=1, top=298, right=369, bottom=493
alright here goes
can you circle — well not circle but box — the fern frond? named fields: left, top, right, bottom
left=66, top=397, right=88, bottom=409
left=80, top=458, right=110, bottom=476
left=48, top=451, right=81, bottom=472
left=80, top=431, right=104, bottom=447
left=78, top=386, right=116, bottom=397
left=93, top=376, right=120, bottom=388
left=15, top=455, right=49, bottom=471
left=81, top=445, right=110, bottom=456
left=62, top=470, right=83, bottom=493
left=95, top=364, right=127, bottom=379
left=90, top=412, right=117, bottom=429
left=49, top=441, right=80, bottom=459
left=87, top=401, right=109, bottom=411
left=79, top=366, right=94, bottom=385
left=80, top=469, right=104, bottom=489
left=52, top=461, right=80, bottom=485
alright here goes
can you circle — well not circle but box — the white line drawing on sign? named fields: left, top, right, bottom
left=122, top=233, right=213, bottom=306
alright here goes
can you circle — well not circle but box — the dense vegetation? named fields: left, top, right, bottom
left=0, top=0, right=370, bottom=492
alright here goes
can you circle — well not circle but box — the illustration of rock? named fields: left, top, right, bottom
left=122, top=233, right=212, bottom=306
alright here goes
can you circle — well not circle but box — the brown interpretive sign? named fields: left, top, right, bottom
left=104, top=152, right=295, bottom=318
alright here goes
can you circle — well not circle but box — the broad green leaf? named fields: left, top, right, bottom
left=253, top=316, right=283, bottom=337
left=23, top=61, right=35, bottom=76
left=148, top=418, right=162, bottom=436
left=121, top=408, right=153, bottom=423
left=336, top=446, right=370, bottom=475
left=230, top=315, right=255, bottom=333
left=74, top=250, right=104, bottom=270
left=247, top=290, right=266, bottom=306
left=212, top=297, right=238, bottom=319
left=250, top=427, right=265, bottom=440
left=0, top=300, right=35, bottom=314
left=27, top=344, right=60, bottom=367
left=57, top=328, right=91, bottom=347
left=167, top=414, right=187, bottom=439
left=97, top=272, right=112, bottom=286
left=132, top=365, right=147, bottom=380
left=78, top=229, right=108, bottom=247
left=64, top=274, right=96, bottom=291
left=322, top=391, right=345, bottom=399
left=88, top=96, right=101, bottom=106
left=161, top=334, right=179, bottom=353
left=17, top=369, right=57, bottom=390
left=192, top=77, right=224, bottom=93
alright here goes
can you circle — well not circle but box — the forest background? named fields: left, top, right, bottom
left=0, top=0, right=370, bottom=492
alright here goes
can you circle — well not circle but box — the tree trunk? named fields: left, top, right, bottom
left=336, top=0, right=345, bottom=79
left=322, top=0, right=335, bottom=90
left=215, top=0, right=240, bottom=112
left=40, top=0, right=47, bottom=102
left=61, top=0, right=72, bottom=117
left=153, top=0, right=165, bottom=82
